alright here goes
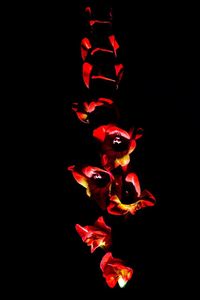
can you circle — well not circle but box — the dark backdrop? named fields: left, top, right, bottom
left=27, top=1, right=199, bottom=297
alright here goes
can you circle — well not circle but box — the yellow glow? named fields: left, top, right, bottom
left=100, top=241, right=106, bottom=248
left=118, top=277, right=127, bottom=288
left=116, top=154, right=130, bottom=167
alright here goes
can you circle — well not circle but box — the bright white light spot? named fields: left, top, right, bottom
left=118, top=277, right=127, bottom=288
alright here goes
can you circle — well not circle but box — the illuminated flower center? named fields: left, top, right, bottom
left=91, top=172, right=110, bottom=187
left=111, top=135, right=129, bottom=152
left=118, top=269, right=132, bottom=288
left=118, top=276, right=127, bottom=288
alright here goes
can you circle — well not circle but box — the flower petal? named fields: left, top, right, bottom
left=138, top=189, right=156, bottom=207
left=76, top=111, right=89, bottom=123
left=107, top=191, right=156, bottom=216
left=68, top=166, right=88, bottom=189
left=75, top=217, right=112, bottom=253
left=106, top=274, right=118, bottom=288
left=115, top=63, right=124, bottom=83
left=107, top=195, right=130, bottom=215
left=82, top=62, right=93, bottom=88
left=93, top=125, right=107, bottom=142
left=100, top=252, right=113, bottom=271
left=91, top=48, right=113, bottom=56
left=81, top=37, right=92, bottom=61
left=100, top=252, right=134, bottom=288
left=94, top=216, right=111, bottom=233
left=109, top=34, right=119, bottom=57
left=82, top=166, right=112, bottom=178
left=135, top=127, right=144, bottom=140
left=105, top=125, right=131, bottom=140
left=125, top=173, right=141, bottom=197
left=129, top=139, right=136, bottom=153
left=115, top=154, right=130, bottom=168
left=98, top=97, right=113, bottom=105
left=75, top=224, right=89, bottom=242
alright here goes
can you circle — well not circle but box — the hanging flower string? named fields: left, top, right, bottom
left=67, top=0, right=156, bottom=288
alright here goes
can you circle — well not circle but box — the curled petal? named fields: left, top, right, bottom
left=81, top=37, right=92, bottom=61
left=129, top=139, right=136, bottom=154
left=125, top=173, right=141, bottom=197
left=107, top=195, right=132, bottom=215
left=68, top=165, right=88, bottom=189
left=107, top=190, right=156, bottom=216
left=98, top=97, right=113, bottom=105
left=93, top=124, right=131, bottom=142
left=105, top=125, right=131, bottom=139
left=138, top=189, right=156, bottom=207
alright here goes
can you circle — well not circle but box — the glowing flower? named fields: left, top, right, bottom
left=107, top=172, right=156, bottom=216
left=72, top=98, right=113, bottom=124
left=75, top=216, right=112, bottom=253
left=100, top=252, right=133, bottom=288
left=93, top=124, right=143, bottom=170
left=68, top=165, right=114, bottom=210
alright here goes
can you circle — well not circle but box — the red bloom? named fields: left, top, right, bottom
left=93, top=124, right=143, bottom=170
left=75, top=216, right=112, bottom=253
left=72, top=98, right=113, bottom=124
left=68, top=165, right=114, bottom=210
left=107, top=173, right=156, bottom=216
left=100, top=252, right=133, bottom=288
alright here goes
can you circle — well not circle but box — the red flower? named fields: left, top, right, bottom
left=93, top=124, right=143, bottom=170
left=68, top=165, right=114, bottom=210
left=75, top=216, right=112, bottom=253
left=107, top=173, right=156, bottom=216
left=72, top=98, right=113, bottom=124
left=100, top=252, right=133, bottom=288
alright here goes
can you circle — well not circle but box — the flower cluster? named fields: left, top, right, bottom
left=67, top=1, right=156, bottom=288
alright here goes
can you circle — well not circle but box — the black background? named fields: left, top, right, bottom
left=22, top=0, right=199, bottom=297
